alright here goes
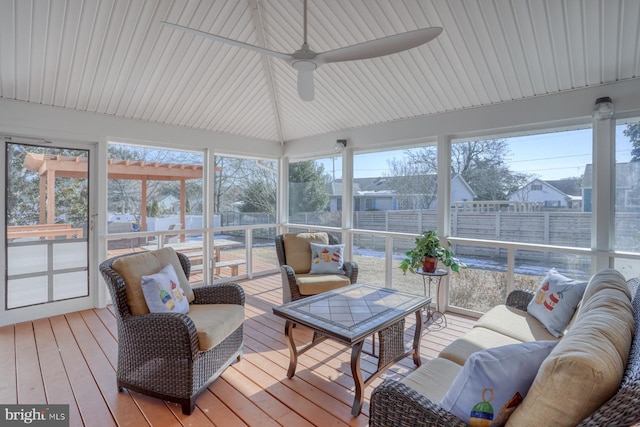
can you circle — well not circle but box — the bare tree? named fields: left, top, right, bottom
left=386, top=146, right=438, bottom=209
left=453, top=140, right=529, bottom=200
left=385, top=140, right=530, bottom=204
left=240, top=160, right=277, bottom=213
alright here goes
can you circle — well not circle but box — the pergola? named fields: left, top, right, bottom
left=23, top=152, right=211, bottom=233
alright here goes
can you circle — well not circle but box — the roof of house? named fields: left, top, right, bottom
left=327, top=174, right=475, bottom=197
left=544, top=179, right=583, bottom=197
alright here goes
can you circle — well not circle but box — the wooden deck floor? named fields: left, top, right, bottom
left=0, top=273, right=475, bottom=427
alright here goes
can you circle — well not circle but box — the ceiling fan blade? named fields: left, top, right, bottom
left=161, top=21, right=292, bottom=61
left=318, top=27, right=443, bottom=64
left=297, top=70, right=315, bottom=101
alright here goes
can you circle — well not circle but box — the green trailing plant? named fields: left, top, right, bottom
left=399, top=230, right=467, bottom=274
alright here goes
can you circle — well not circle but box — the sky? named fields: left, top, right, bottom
left=320, top=122, right=636, bottom=181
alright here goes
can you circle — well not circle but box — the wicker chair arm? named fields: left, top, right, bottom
left=343, top=261, right=359, bottom=283
left=123, top=312, right=200, bottom=358
left=505, top=289, right=535, bottom=311
left=370, top=379, right=467, bottom=427
left=280, top=265, right=303, bottom=303
left=627, top=277, right=640, bottom=301
left=192, top=282, right=245, bottom=306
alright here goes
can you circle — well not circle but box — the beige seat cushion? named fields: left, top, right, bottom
left=474, top=304, right=558, bottom=342
left=296, top=273, right=351, bottom=295
left=401, top=358, right=463, bottom=403
left=188, top=304, right=245, bottom=351
left=283, top=232, right=329, bottom=274
left=112, top=247, right=194, bottom=315
left=507, top=269, right=634, bottom=427
left=439, top=326, right=525, bottom=366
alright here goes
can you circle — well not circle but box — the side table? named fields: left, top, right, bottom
left=416, top=268, right=447, bottom=328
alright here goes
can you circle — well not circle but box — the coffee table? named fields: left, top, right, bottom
left=272, top=283, right=431, bottom=416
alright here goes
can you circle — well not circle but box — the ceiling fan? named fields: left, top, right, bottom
left=162, top=0, right=442, bottom=101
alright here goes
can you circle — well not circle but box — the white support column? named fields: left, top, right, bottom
left=437, top=135, right=452, bottom=312
left=96, top=140, right=108, bottom=308
left=205, top=150, right=216, bottom=283
left=342, top=148, right=354, bottom=229
left=437, top=135, right=452, bottom=237
left=278, top=156, right=289, bottom=230
left=592, top=113, right=616, bottom=272
left=342, top=146, right=354, bottom=258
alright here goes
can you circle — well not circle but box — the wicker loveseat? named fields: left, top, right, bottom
left=370, top=269, right=640, bottom=427
left=275, top=232, right=358, bottom=303
left=99, top=248, right=244, bottom=414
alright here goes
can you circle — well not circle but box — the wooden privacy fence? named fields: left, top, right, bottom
left=350, top=210, right=640, bottom=258
left=7, top=223, right=84, bottom=240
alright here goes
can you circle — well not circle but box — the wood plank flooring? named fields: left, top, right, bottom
left=0, top=273, right=475, bottom=427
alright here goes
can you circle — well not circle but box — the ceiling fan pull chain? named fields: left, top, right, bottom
left=303, top=0, right=308, bottom=46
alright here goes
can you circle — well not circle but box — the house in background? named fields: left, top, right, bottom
left=509, top=178, right=582, bottom=210
left=157, top=195, right=180, bottom=214
left=583, top=162, right=640, bottom=212
left=328, top=174, right=477, bottom=211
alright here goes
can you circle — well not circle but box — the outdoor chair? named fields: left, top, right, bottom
left=99, top=247, right=244, bottom=414
left=164, top=223, right=183, bottom=243
left=275, top=232, right=358, bottom=303
left=107, top=221, right=138, bottom=249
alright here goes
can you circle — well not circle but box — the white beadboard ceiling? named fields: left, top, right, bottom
left=0, top=0, right=638, bottom=143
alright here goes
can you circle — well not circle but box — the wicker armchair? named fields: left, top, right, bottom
left=275, top=232, right=358, bottom=303
left=99, top=250, right=244, bottom=415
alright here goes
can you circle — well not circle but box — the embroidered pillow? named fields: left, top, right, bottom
left=141, top=263, right=189, bottom=314
left=309, top=243, right=345, bottom=275
left=527, top=268, right=587, bottom=337
left=440, top=341, right=558, bottom=426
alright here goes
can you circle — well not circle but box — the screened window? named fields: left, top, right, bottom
left=614, top=117, right=640, bottom=257
left=288, top=157, right=338, bottom=227
left=448, top=129, right=592, bottom=312
left=451, top=130, right=592, bottom=247
left=107, top=143, right=203, bottom=237
left=214, top=156, right=277, bottom=226
left=352, top=147, right=438, bottom=234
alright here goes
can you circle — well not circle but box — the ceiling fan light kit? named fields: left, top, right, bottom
left=162, top=0, right=442, bottom=101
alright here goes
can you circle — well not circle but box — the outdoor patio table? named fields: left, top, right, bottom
left=272, top=283, right=431, bottom=416
left=140, top=238, right=242, bottom=261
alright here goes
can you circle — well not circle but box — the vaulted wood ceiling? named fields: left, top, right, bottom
left=0, top=0, right=638, bottom=144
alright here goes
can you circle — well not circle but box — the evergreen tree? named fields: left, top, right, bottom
left=288, top=161, right=330, bottom=214
left=147, top=200, right=160, bottom=217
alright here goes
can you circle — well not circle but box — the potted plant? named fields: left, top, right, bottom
left=399, top=230, right=466, bottom=274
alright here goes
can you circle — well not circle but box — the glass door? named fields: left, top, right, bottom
left=5, top=140, right=92, bottom=313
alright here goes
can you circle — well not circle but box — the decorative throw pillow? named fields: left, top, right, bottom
left=141, top=263, right=190, bottom=314
left=526, top=268, right=587, bottom=337
left=440, top=340, right=558, bottom=426
left=309, top=243, right=345, bottom=275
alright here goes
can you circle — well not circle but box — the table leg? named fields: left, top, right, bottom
left=284, top=321, right=298, bottom=378
left=350, top=340, right=366, bottom=416
left=413, top=310, right=423, bottom=366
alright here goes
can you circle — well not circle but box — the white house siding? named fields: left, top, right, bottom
left=509, top=180, right=569, bottom=208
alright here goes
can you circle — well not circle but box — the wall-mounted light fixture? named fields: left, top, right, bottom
left=592, top=97, right=615, bottom=120
left=334, top=139, right=347, bottom=153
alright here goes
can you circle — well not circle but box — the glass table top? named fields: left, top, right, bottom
left=273, top=284, right=431, bottom=342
